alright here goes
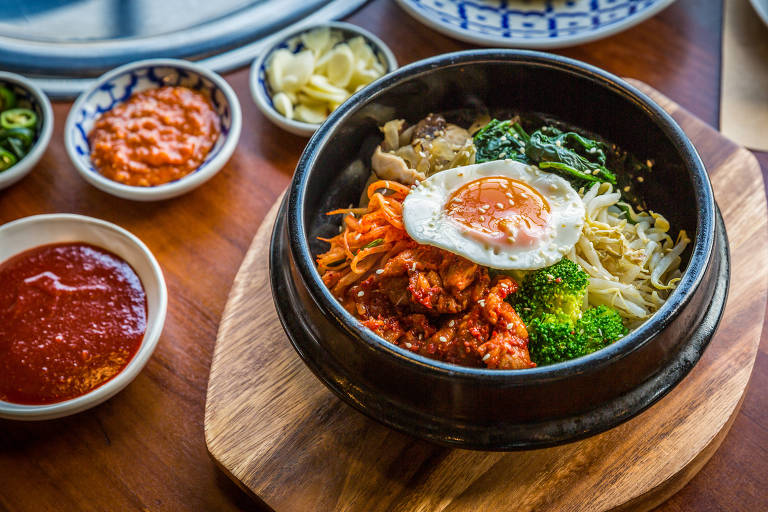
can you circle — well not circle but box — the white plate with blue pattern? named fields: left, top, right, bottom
left=395, top=0, right=676, bottom=49
left=64, top=59, right=242, bottom=201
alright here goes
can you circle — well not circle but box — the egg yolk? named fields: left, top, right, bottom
left=444, top=176, right=551, bottom=247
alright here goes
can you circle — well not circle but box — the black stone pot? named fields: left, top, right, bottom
left=270, top=50, right=729, bottom=451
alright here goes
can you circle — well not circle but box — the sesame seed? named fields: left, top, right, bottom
left=555, top=140, right=562, bottom=147
left=508, top=200, right=514, bottom=206
left=637, top=176, right=644, bottom=183
left=505, top=192, right=513, bottom=198
left=376, top=269, right=384, bottom=274
left=338, top=225, right=343, bottom=232
left=506, top=323, right=514, bottom=330
left=478, top=299, right=486, bottom=307
left=449, top=320, right=455, bottom=327
left=357, top=291, right=365, bottom=297
left=482, top=353, right=491, bottom=361
left=479, top=216, right=485, bottom=222
left=439, top=336, right=447, bottom=342
left=496, top=202, right=504, bottom=209
left=623, top=186, right=631, bottom=192
left=405, top=342, right=412, bottom=348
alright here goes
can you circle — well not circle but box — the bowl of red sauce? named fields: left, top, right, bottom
left=64, top=59, right=242, bottom=201
left=0, top=214, right=167, bottom=420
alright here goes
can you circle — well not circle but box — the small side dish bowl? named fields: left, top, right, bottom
left=271, top=50, right=728, bottom=450
left=0, top=71, right=53, bottom=190
left=0, top=214, right=167, bottom=420
left=250, top=21, right=398, bottom=137
left=65, top=59, right=242, bottom=201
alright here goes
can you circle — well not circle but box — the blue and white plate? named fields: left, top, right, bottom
left=395, top=0, right=676, bottom=49
left=65, top=59, right=242, bottom=201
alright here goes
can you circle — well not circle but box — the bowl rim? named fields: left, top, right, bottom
left=287, top=49, right=716, bottom=382
left=0, top=213, right=168, bottom=420
left=0, top=71, right=54, bottom=190
left=249, top=21, right=399, bottom=137
left=64, top=58, right=242, bottom=201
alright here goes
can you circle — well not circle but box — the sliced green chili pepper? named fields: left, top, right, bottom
left=0, top=148, right=17, bottom=172
left=0, top=108, right=36, bottom=129
left=0, top=86, right=16, bottom=111
left=0, top=127, right=34, bottom=147
left=4, top=137, right=26, bottom=159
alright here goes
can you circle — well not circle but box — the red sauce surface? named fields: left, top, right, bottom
left=89, top=86, right=220, bottom=187
left=0, top=243, right=147, bottom=405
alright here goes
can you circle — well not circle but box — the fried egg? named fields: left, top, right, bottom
left=402, top=160, right=585, bottom=270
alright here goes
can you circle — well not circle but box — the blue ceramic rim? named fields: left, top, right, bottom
left=249, top=21, right=398, bottom=133
left=288, top=49, right=716, bottom=382
left=394, top=0, right=677, bottom=49
left=64, top=58, right=242, bottom=198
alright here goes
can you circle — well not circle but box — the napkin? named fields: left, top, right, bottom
left=721, top=0, right=768, bottom=151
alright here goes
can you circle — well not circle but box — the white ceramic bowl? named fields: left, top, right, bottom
left=250, top=21, right=398, bottom=137
left=0, top=214, right=167, bottom=420
left=0, top=72, right=53, bottom=190
left=65, top=59, right=242, bottom=201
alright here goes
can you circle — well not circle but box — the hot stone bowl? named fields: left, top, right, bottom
left=270, top=50, right=729, bottom=450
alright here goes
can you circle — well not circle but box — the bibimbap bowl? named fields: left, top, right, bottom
left=270, top=50, right=728, bottom=450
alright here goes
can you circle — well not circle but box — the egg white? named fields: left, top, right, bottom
left=402, top=160, right=586, bottom=270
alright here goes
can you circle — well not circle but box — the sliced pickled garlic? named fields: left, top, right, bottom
left=295, top=103, right=327, bottom=124
left=278, top=50, right=315, bottom=93
left=300, top=26, right=332, bottom=57
left=348, top=36, right=376, bottom=67
left=301, top=75, right=349, bottom=103
left=348, top=65, right=381, bottom=89
left=265, top=27, right=388, bottom=124
left=272, top=92, right=294, bottom=119
left=266, top=49, right=293, bottom=91
left=325, top=44, right=355, bottom=88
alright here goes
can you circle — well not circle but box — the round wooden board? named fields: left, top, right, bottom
left=204, top=81, right=767, bottom=512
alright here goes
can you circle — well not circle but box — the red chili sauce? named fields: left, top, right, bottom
left=89, top=86, right=220, bottom=187
left=0, top=243, right=147, bottom=405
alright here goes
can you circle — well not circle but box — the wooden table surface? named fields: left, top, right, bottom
left=0, top=1, right=765, bottom=510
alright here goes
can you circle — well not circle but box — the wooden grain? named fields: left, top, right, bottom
left=205, top=83, right=767, bottom=512
left=2, top=0, right=767, bottom=510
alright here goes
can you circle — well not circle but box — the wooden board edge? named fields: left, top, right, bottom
left=203, top=192, right=285, bottom=458
left=616, top=391, right=748, bottom=512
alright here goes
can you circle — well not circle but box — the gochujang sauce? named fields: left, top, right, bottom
left=89, top=85, right=220, bottom=187
left=0, top=243, right=147, bottom=405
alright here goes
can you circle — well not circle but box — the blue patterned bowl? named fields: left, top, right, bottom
left=395, top=0, right=676, bottom=49
left=0, top=72, right=53, bottom=190
left=250, top=22, right=398, bottom=137
left=64, top=59, right=242, bottom=201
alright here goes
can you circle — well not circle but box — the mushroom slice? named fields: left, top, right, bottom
left=371, top=146, right=425, bottom=185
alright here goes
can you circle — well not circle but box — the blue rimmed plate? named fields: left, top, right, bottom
left=64, top=59, right=242, bottom=201
left=395, top=0, right=676, bottom=49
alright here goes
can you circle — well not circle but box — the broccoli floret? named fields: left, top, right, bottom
left=527, top=314, right=582, bottom=365
left=512, top=259, right=627, bottom=366
left=576, top=305, right=628, bottom=354
left=527, top=306, right=628, bottom=366
left=514, top=258, right=588, bottom=325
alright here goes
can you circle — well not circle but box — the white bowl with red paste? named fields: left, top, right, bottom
left=64, top=58, right=242, bottom=201
left=0, top=214, right=167, bottom=420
